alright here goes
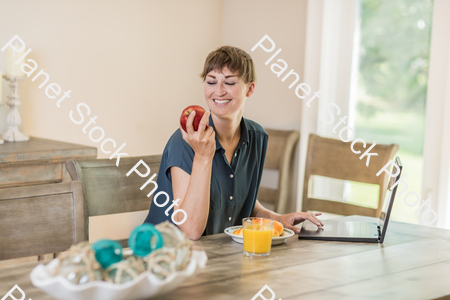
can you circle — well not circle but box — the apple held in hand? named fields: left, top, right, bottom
left=180, top=105, right=206, bottom=132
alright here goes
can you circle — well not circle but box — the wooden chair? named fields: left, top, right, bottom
left=302, top=133, right=399, bottom=217
left=0, top=181, right=85, bottom=261
left=258, top=129, right=300, bottom=214
left=65, top=155, right=162, bottom=245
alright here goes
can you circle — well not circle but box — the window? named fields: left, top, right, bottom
left=349, top=0, right=434, bottom=224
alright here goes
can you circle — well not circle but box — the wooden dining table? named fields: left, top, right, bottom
left=1, top=216, right=450, bottom=300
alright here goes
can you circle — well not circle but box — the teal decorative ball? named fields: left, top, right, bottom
left=129, top=224, right=164, bottom=257
left=91, top=239, right=123, bottom=269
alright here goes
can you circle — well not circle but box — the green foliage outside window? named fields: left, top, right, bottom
left=357, top=0, right=433, bottom=117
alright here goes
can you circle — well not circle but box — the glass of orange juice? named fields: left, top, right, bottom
left=243, top=217, right=273, bottom=257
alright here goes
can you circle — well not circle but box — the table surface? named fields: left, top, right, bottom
left=1, top=216, right=450, bottom=300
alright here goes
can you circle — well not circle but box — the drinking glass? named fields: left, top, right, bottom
left=242, top=217, right=273, bottom=257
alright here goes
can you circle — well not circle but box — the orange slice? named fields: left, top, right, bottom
left=272, top=229, right=280, bottom=237
left=273, top=220, right=284, bottom=236
left=232, top=228, right=243, bottom=236
left=251, top=219, right=270, bottom=224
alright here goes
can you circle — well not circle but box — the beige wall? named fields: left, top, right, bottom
left=0, top=0, right=307, bottom=241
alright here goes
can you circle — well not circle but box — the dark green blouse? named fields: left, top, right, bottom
left=144, top=115, right=268, bottom=236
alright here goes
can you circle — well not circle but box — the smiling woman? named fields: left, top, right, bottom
left=143, top=45, right=323, bottom=240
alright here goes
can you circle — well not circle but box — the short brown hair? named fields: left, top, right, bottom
left=199, top=46, right=256, bottom=84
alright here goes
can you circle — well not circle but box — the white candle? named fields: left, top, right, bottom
left=6, top=46, right=25, bottom=77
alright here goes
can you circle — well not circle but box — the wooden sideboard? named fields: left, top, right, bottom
left=0, top=137, right=97, bottom=189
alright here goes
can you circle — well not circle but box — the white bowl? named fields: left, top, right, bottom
left=224, top=226, right=295, bottom=245
left=30, top=250, right=207, bottom=300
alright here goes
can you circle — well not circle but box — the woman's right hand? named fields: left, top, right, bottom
left=180, top=110, right=216, bottom=161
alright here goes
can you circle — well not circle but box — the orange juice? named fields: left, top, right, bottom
left=243, top=226, right=272, bottom=254
left=242, top=217, right=273, bottom=257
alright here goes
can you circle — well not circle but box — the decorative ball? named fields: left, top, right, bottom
left=155, top=222, right=193, bottom=271
left=143, top=248, right=176, bottom=280
left=128, top=224, right=164, bottom=257
left=105, top=256, right=145, bottom=284
left=91, top=239, right=123, bottom=269
left=56, top=242, right=104, bottom=284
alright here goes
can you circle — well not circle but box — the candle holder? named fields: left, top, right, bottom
left=1, top=75, right=29, bottom=142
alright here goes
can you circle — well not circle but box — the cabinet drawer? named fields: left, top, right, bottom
left=0, top=163, right=63, bottom=188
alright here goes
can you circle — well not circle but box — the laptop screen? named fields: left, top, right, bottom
left=378, top=157, right=403, bottom=240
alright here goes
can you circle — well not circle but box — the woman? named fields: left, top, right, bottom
left=144, top=46, right=323, bottom=240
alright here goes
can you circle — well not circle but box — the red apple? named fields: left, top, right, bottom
left=180, top=105, right=206, bottom=132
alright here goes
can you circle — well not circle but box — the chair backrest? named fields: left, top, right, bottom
left=302, top=133, right=399, bottom=217
left=258, top=129, right=300, bottom=214
left=65, top=155, right=162, bottom=241
left=0, top=181, right=85, bottom=260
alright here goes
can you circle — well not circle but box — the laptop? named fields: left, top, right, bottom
left=298, top=156, right=402, bottom=243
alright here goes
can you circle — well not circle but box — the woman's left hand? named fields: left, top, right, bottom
left=277, top=212, right=324, bottom=234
